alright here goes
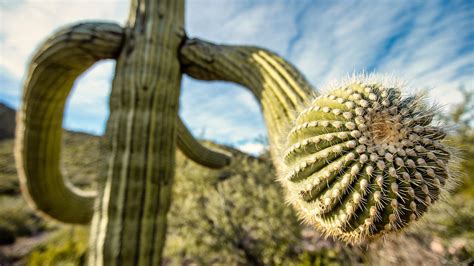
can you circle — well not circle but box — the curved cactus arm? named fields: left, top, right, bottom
left=180, top=38, right=455, bottom=244
left=14, top=22, right=124, bottom=224
left=179, top=38, right=315, bottom=165
left=177, top=117, right=231, bottom=168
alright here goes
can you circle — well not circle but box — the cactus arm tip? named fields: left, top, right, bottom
left=177, top=117, right=231, bottom=168
left=281, top=78, right=454, bottom=243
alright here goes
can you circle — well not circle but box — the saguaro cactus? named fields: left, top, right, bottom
left=15, top=0, right=454, bottom=263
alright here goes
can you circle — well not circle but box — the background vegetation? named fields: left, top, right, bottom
left=0, top=88, right=472, bottom=265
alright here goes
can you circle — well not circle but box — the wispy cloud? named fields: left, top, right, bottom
left=0, top=0, right=128, bottom=78
left=287, top=0, right=473, bottom=105
left=0, top=0, right=472, bottom=150
left=237, top=142, right=267, bottom=156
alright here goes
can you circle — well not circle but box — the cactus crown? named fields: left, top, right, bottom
left=281, top=78, right=452, bottom=244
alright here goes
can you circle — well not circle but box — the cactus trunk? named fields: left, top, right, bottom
left=88, top=0, right=184, bottom=264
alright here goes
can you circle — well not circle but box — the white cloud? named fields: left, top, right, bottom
left=65, top=61, right=115, bottom=120
left=179, top=77, right=265, bottom=144
left=287, top=1, right=472, bottom=106
left=0, top=0, right=128, bottom=78
left=237, top=142, right=267, bottom=156
left=186, top=0, right=299, bottom=54
left=0, top=0, right=127, bottom=133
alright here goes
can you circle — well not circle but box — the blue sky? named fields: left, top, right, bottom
left=0, top=0, right=473, bottom=154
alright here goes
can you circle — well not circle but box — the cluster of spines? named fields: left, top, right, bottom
left=281, top=82, right=451, bottom=244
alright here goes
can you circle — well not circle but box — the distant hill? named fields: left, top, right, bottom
left=0, top=103, right=16, bottom=140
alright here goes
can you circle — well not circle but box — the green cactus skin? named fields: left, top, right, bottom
left=281, top=81, right=452, bottom=244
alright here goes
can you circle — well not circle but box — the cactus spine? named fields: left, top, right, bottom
left=282, top=81, right=451, bottom=243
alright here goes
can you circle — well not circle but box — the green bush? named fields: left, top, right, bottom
left=0, top=197, right=45, bottom=238
left=27, top=227, right=89, bottom=266
left=0, top=139, right=19, bottom=195
left=164, top=149, right=303, bottom=265
left=299, top=249, right=348, bottom=266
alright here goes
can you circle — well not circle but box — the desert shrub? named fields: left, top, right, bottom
left=0, top=220, right=16, bottom=245
left=0, top=140, right=19, bottom=195
left=61, top=132, right=103, bottom=190
left=27, top=226, right=89, bottom=266
left=164, top=149, right=303, bottom=265
left=0, top=196, right=45, bottom=238
left=299, top=249, right=351, bottom=266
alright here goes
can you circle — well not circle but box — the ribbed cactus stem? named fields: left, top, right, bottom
left=16, top=5, right=235, bottom=262
left=15, top=20, right=226, bottom=225
left=88, top=0, right=184, bottom=264
left=281, top=81, right=451, bottom=243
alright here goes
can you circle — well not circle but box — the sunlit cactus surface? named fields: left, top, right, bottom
left=282, top=80, right=452, bottom=243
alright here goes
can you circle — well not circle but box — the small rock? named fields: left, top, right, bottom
left=430, top=237, right=445, bottom=255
